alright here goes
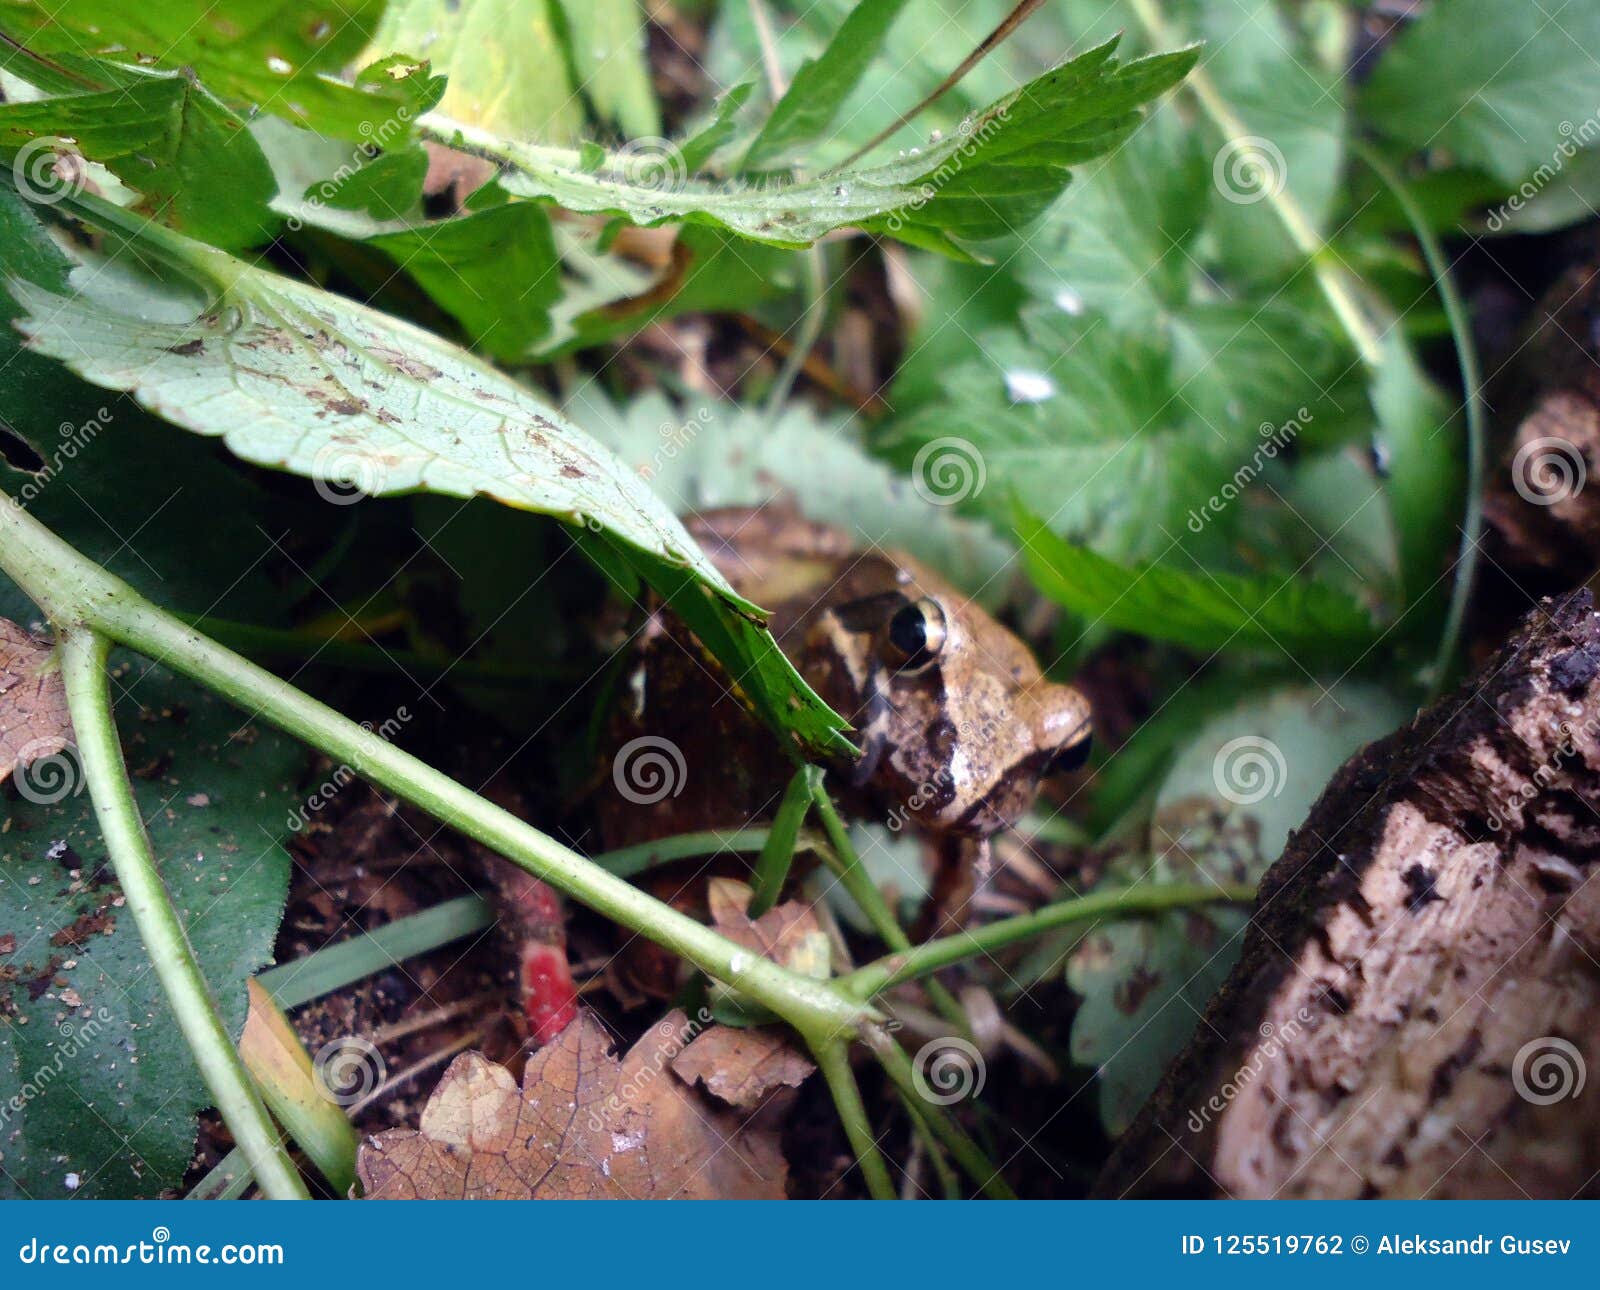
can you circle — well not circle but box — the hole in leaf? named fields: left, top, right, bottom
left=0, top=427, right=45, bottom=474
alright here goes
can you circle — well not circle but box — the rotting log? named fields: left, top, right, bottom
left=1098, top=591, right=1600, bottom=1199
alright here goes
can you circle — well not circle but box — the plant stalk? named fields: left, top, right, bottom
left=1126, top=0, right=1383, bottom=369
left=844, top=881, right=1257, bottom=998
left=57, top=630, right=309, bottom=1200
left=0, top=496, right=866, bottom=1043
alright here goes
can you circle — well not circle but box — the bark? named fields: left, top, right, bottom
left=1098, top=591, right=1600, bottom=1199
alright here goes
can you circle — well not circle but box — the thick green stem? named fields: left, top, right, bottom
left=0, top=498, right=864, bottom=1041
left=57, top=631, right=309, bottom=1201
left=844, top=881, right=1257, bottom=999
left=808, top=1037, right=895, bottom=1199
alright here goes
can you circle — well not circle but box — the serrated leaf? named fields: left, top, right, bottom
left=442, top=37, right=1196, bottom=255
left=1016, top=510, right=1380, bottom=661
left=0, top=657, right=300, bottom=1198
left=742, top=0, right=911, bottom=170
left=0, top=191, right=850, bottom=759
left=0, top=0, right=419, bottom=139
left=554, top=0, right=660, bottom=140
left=567, top=385, right=1014, bottom=601
left=1360, top=0, right=1600, bottom=186
left=0, top=70, right=276, bottom=249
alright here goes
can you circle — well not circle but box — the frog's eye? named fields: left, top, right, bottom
left=1049, top=731, right=1094, bottom=775
left=884, top=597, right=948, bottom=671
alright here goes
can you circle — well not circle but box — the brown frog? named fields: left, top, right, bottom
left=600, top=506, right=1092, bottom=854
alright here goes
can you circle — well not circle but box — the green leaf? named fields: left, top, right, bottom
left=567, top=385, right=1015, bottom=601
left=553, top=0, right=660, bottom=139
left=678, top=84, right=756, bottom=173
left=371, top=0, right=586, bottom=144
left=1360, top=0, right=1600, bottom=185
left=0, top=0, right=418, bottom=139
left=0, top=70, right=276, bottom=249
left=0, top=656, right=301, bottom=1198
left=1, top=190, right=850, bottom=760
left=441, top=37, right=1197, bottom=254
left=1371, top=329, right=1462, bottom=610
left=881, top=312, right=1234, bottom=560
left=742, top=0, right=911, bottom=170
left=1016, top=510, right=1380, bottom=661
left=368, top=203, right=563, bottom=361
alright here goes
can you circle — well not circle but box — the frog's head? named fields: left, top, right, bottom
left=796, top=554, right=1093, bottom=838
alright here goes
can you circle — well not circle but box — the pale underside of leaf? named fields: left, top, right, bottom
left=9, top=258, right=732, bottom=601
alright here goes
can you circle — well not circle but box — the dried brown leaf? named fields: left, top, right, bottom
left=0, top=618, right=70, bottom=785
left=358, top=1009, right=787, bottom=1199
left=670, top=1024, right=815, bottom=1110
left=706, top=877, right=830, bottom=979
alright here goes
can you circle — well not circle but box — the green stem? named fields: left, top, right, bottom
left=256, top=895, right=495, bottom=1009
left=0, top=497, right=864, bottom=1041
left=765, top=245, right=828, bottom=418
left=865, top=1028, right=1016, bottom=1199
left=845, top=881, right=1257, bottom=999
left=1353, top=142, right=1485, bottom=695
left=57, top=630, right=309, bottom=1201
left=808, top=1037, right=895, bottom=1199
left=1126, top=0, right=1383, bottom=370
left=748, top=765, right=821, bottom=915
left=808, top=786, right=968, bottom=1033
left=593, top=825, right=824, bottom=880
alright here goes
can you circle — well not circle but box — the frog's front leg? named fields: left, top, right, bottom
left=920, top=835, right=993, bottom=939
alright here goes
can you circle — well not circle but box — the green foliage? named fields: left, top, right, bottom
left=0, top=658, right=300, bottom=1198
left=554, top=0, right=660, bottom=140
left=742, top=0, right=911, bottom=170
left=1016, top=510, right=1381, bottom=662
left=0, top=69, right=276, bottom=248
left=471, top=37, right=1197, bottom=256
left=1360, top=0, right=1600, bottom=186
left=0, top=0, right=422, bottom=138
left=0, top=190, right=849, bottom=759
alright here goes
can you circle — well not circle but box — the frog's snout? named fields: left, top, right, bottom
left=1032, top=686, right=1094, bottom=776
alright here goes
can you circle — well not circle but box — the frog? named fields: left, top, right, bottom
left=598, top=504, right=1093, bottom=857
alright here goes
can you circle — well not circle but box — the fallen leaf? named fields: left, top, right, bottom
left=706, top=877, right=831, bottom=980
left=671, top=1025, right=815, bottom=1110
left=0, top=618, right=70, bottom=785
left=358, top=1010, right=786, bottom=1199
